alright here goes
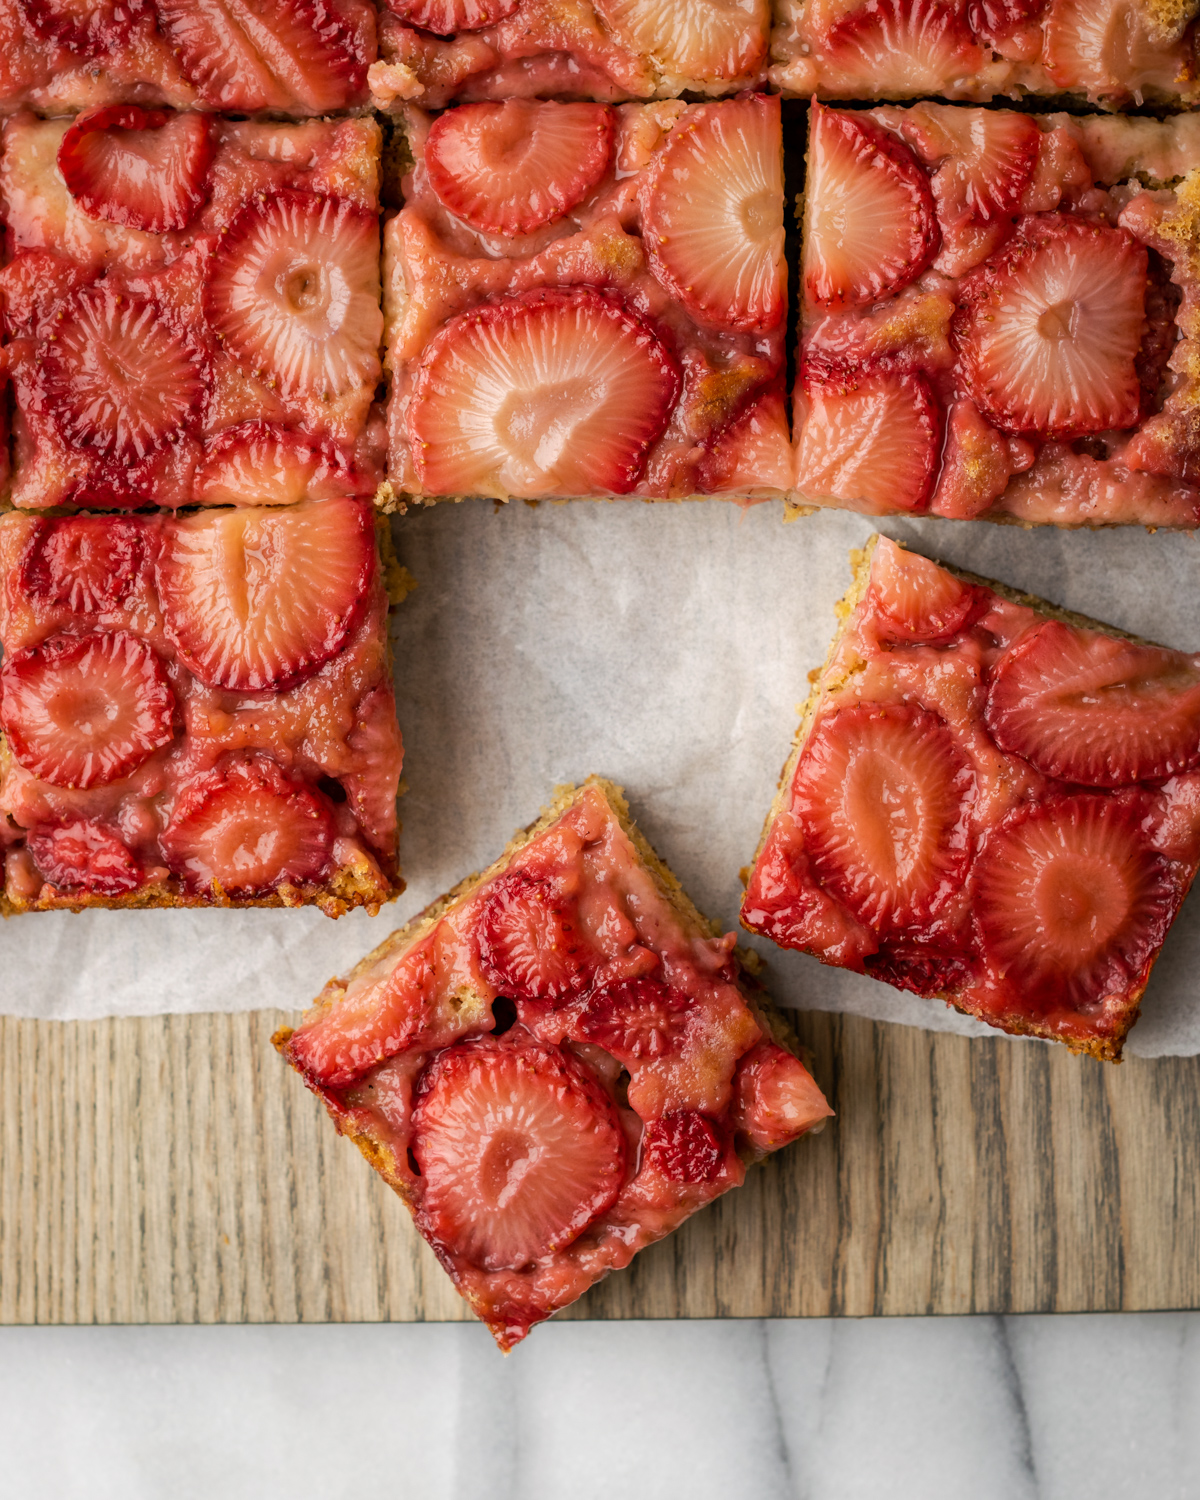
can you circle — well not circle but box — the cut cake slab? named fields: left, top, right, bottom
left=0, top=499, right=404, bottom=915
left=0, top=109, right=383, bottom=510
left=770, top=0, right=1200, bottom=107
left=795, top=103, right=1200, bottom=529
left=276, top=778, right=831, bottom=1350
left=383, top=94, right=789, bottom=504
left=742, top=535, right=1200, bottom=1062
left=370, top=0, right=769, bottom=110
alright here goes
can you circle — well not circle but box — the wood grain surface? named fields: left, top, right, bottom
left=1, top=1008, right=1197, bottom=1325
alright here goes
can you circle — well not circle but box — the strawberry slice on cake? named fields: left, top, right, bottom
left=742, top=535, right=1200, bottom=1060
left=276, top=779, right=831, bottom=1349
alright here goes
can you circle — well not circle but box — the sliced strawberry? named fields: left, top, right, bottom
left=342, top=685, right=403, bottom=862
left=1043, top=0, right=1181, bottom=99
left=793, top=704, right=973, bottom=931
left=965, top=0, right=1042, bottom=41
left=576, top=977, right=692, bottom=1063
left=411, top=1032, right=626, bottom=1271
left=795, top=367, right=941, bottom=514
left=477, top=870, right=598, bottom=1006
left=194, top=422, right=360, bottom=506
left=928, top=108, right=1040, bottom=234
left=39, top=285, right=204, bottom=463
left=20, top=516, right=148, bottom=616
left=426, top=101, right=614, bottom=237
left=643, top=95, right=784, bottom=334
left=986, top=620, right=1200, bottom=787
left=205, top=190, right=381, bottom=402
left=803, top=106, right=939, bottom=311
left=863, top=943, right=974, bottom=996
left=817, top=0, right=984, bottom=99
left=1, top=631, right=175, bottom=790
left=410, top=288, right=680, bottom=498
left=18, top=0, right=149, bottom=59
left=593, top=0, right=768, bottom=79
left=161, top=754, right=333, bottom=896
left=641, top=1110, right=724, bottom=1184
left=953, top=214, right=1147, bottom=439
left=867, top=538, right=978, bottom=644
left=57, top=107, right=214, bottom=235
left=156, top=499, right=374, bottom=693
left=26, top=819, right=143, bottom=898
left=385, top=0, right=518, bottom=34
left=928, top=398, right=1021, bottom=520
left=732, top=1041, right=832, bottom=1153
left=1135, top=248, right=1181, bottom=421
left=972, top=794, right=1175, bottom=1010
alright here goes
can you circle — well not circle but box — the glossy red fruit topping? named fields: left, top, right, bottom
left=386, top=0, right=518, bottom=34
left=410, top=289, right=680, bottom=498
left=577, top=977, right=692, bottom=1062
left=426, top=101, right=614, bottom=237
left=161, top=755, right=333, bottom=895
left=411, top=1032, right=626, bottom=1271
left=20, top=516, right=148, bottom=616
left=868, top=541, right=978, bottom=644
left=953, top=215, right=1147, bottom=439
left=477, top=870, right=598, bottom=1006
left=863, top=943, right=974, bottom=996
left=1042, top=0, right=1179, bottom=97
left=972, top=794, right=1175, bottom=1010
left=793, top=704, right=973, bottom=931
left=986, top=620, right=1200, bottom=787
left=928, top=107, right=1040, bottom=234
left=342, top=686, right=403, bottom=861
left=796, top=367, right=941, bottom=514
left=156, top=499, right=374, bottom=693
left=1, top=631, right=174, bottom=789
left=803, top=106, right=939, bottom=309
left=26, top=818, right=143, bottom=897
left=40, top=285, right=204, bottom=462
left=593, top=0, right=768, bottom=79
left=194, top=422, right=359, bottom=507
left=732, top=1041, right=832, bottom=1152
left=206, top=191, right=382, bottom=402
left=643, top=95, right=785, bottom=333
left=965, top=0, right=1041, bottom=39
left=641, top=1110, right=724, bottom=1184
left=57, top=107, right=214, bottom=235
left=18, top=0, right=149, bottom=59
left=929, top=398, right=1019, bottom=520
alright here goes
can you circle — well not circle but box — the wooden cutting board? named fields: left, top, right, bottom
left=2, top=1007, right=1197, bottom=1324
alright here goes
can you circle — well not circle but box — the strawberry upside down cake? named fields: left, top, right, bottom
left=742, top=536, right=1200, bottom=1061
left=0, top=107, right=384, bottom=510
left=796, top=103, right=1200, bottom=528
left=0, top=499, right=404, bottom=914
left=276, top=779, right=831, bottom=1349
left=384, top=93, right=789, bottom=503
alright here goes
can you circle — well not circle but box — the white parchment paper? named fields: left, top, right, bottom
left=4, top=499, right=1200, bottom=1058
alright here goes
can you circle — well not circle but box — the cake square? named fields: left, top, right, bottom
left=794, top=103, right=1200, bottom=529
left=0, top=498, right=405, bottom=914
left=369, top=0, right=768, bottom=110
left=741, top=535, right=1200, bottom=1062
left=0, top=109, right=384, bottom=510
left=275, top=778, right=831, bottom=1349
left=383, top=94, right=790, bottom=504
left=769, top=0, right=1200, bottom=107
left=0, top=0, right=375, bottom=116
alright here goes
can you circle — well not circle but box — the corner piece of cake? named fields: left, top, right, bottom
left=0, top=499, right=405, bottom=915
left=794, top=103, right=1200, bottom=529
left=382, top=94, right=789, bottom=506
left=742, top=534, right=1200, bottom=1062
left=770, top=0, right=1199, bottom=108
left=275, top=778, right=831, bottom=1350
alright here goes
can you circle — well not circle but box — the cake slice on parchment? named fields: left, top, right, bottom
left=276, top=778, right=831, bottom=1350
left=742, top=534, right=1200, bottom=1062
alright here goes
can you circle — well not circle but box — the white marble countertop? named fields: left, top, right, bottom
left=2, top=1315, right=1194, bottom=1497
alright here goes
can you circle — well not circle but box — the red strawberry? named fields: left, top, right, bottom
left=592, top=0, right=768, bottom=80
left=205, top=191, right=381, bottom=402
left=953, top=214, right=1147, bottom=439
left=1, top=631, right=175, bottom=789
left=867, top=538, right=978, bottom=644
left=817, top=0, right=983, bottom=103
left=641, top=1110, right=724, bottom=1184
left=1043, top=0, right=1180, bottom=100
left=57, top=107, right=214, bottom=235
left=643, top=95, right=784, bottom=334
left=18, top=0, right=149, bottom=59
left=410, top=289, right=680, bottom=498
left=972, top=794, right=1175, bottom=1010
left=576, top=977, right=692, bottom=1062
left=965, top=0, right=1042, bottom=41
left=20, top=516, right=148, bottom=616
left=477, top=870, right=598, bottom=1006
left=795, top=367, right=941, bottom=514
left=385, top=0, right=518, bottom=34
left=986, top=620, right=1200, bottom=787
left=792, top=704, right=974, bottom=931
left=161, top=754, right=334, bottom=896
left=927, top=108, right=1040, bottom=234
left=928, top=398, right=1022, bottom=520
left=732, top=1041, right=832, bottom=1152
left=342, top=685, right=403, bottom=862
left=863, top=943, right=974, bottom=996
left=425, top=101, right=614, bottom=236
left=194, top=422, right=362, bottom=506
left=26, top=818, right=143, bottom=898
left=803, top=106, right=939, bottom=309
left=156, top=498, right=374, bottom=693
left=411, top=1032, right=626, bottom=1271
left=39, top=285, right=204, bottom=463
